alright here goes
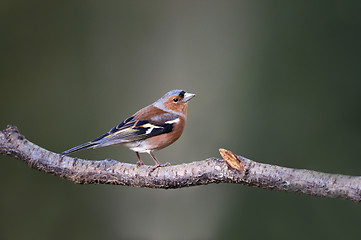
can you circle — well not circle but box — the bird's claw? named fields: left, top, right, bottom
left=149, top=162, right=170, bottom=174
left=136, top=161, right=144, bottom=167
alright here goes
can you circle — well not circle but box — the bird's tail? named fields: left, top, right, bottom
left=61, top=141, right=98, bottom=156
left=61, top=132, right=110, bottom=156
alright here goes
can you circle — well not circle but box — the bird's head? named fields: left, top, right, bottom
left=154, top=90, right=196, bottom=114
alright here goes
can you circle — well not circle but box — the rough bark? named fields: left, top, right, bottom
left=1, top=125, right=361, bottom=202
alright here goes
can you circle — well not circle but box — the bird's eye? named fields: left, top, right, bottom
left=173, top=98, right=180, bottom=102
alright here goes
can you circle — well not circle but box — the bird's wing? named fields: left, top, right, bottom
left=92, top=105, right=179, bottom=144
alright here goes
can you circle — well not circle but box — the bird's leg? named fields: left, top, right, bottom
left=136, top=152, right=144, bottom=166
left=148, top=151, right=170, bottom=172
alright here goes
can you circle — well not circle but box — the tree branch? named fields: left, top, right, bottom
left=1, top=125, right=361, bottom=202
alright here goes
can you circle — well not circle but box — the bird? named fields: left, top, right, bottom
left=61, top=90, right=196, bottom=170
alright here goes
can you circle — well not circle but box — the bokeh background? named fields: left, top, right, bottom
left=1, top=1, right=361, bottom=239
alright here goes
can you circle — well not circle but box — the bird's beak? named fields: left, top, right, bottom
left=183, top=92, right=196, bottom=102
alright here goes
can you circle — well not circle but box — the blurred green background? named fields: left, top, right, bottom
left=1, top=1, right=361, bottom=239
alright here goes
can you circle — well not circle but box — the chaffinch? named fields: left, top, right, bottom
left=62, top=90, right=196, bottom=169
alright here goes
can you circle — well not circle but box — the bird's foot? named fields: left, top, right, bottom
left=149, top=162, right=170, bottom=174
left=136, top=160, right=145, bottom=167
